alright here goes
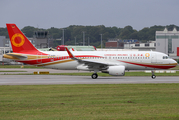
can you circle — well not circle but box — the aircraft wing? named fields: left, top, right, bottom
left=76, top=58, right=113, bottom=66
left=66, top=48, right=115, bottom=70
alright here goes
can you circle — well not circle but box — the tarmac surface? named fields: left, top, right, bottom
left=0, top=68, right=179, bottom=85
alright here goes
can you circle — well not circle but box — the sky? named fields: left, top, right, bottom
left=0, top=0, right=179, bottom=30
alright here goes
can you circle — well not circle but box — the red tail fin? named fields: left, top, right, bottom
left=6, top=24, right=39, bottom=54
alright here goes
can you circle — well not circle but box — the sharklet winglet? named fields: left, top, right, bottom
left=65, top=47, right=78, bottom=60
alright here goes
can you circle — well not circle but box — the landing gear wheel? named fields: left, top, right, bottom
left=91, top=73, right=98, bottom=79
left=151, top=75, right=156, bottom=79
left=151, top=70, right=156, bottom=79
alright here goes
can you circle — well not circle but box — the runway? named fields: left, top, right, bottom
left=0, top=75, right=179, bottom=85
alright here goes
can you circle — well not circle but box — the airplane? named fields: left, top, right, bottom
left=3, top=24, right=178, bottom=79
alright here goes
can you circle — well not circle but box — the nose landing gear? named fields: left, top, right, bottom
left=151, top=70, right=156, bottom=79
left=151, top=75, right=156, bottom=79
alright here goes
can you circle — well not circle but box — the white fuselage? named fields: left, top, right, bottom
left=36, top=50, right=177, bottom=70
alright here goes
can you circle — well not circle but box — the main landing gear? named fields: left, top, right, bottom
left=91, top=73, right=98, bottom=79
left=151, top=70, right=156, bottom=79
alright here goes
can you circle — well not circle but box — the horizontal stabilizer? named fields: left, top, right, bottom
left=4, top=53, right=27, bottom=60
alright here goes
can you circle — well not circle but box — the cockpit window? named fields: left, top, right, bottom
left=163, top=56, right=170, bottom=59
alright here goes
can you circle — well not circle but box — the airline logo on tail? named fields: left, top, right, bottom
left=11, top=33, right=25, bottom=47
left=6, top=23, right=40, bottom=54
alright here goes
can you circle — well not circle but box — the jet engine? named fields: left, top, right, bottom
left=107, top=66, right=125, bottom=76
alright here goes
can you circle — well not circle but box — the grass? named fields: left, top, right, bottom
left=0, top=84, right=179, bottom=120
left=50, top=71, right=179, bottom=76
left=0, top=65, right=44, bottom=69
left=0, top=65, right=179, bottom=119
left=0, top=70, right=27, bottom=72
left=0, top=64, right=178, bottom=70
left=170, top=65, right=179, bottom=70
left=1, top=71, right=179, bottom=76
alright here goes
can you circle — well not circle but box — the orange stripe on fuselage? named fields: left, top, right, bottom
left=12, top=54, right=101, bottom=66
left=119, top=60, right=177, bottom=69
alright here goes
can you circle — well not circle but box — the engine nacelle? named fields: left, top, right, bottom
left=108, top=66, right=125, bottom=76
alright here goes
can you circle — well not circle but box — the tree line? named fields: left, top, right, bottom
left=0, top=24, right=178, bottom=47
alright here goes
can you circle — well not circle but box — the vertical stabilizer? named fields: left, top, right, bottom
left=6, top=24, right=39, bottom=54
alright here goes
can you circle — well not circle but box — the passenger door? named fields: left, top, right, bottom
left=151, top=53, right=157, bottom=63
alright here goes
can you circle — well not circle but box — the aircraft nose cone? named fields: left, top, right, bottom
left=172, top=59, right=178, bottom=66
